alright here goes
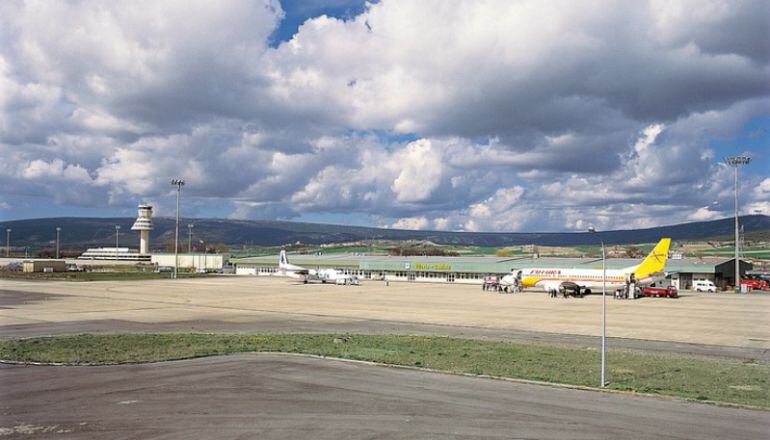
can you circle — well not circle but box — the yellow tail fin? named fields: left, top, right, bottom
left=632, top=238, right=671, bottom=279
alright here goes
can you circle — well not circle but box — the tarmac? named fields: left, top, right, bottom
left=2, top=353, right=768, bottom=439
left=1, top=276, right=768, bottom=353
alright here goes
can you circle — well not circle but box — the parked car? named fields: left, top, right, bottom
left=642, top=286, right=678, bottom=298
left=692, top=280, right=717, bottom=292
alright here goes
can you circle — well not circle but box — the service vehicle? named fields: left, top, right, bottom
left=641, top=286, right=678, bottom=298
left=740, top=279, right=769, bottom=291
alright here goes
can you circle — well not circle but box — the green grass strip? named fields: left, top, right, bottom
left=1, top=334, right=767, bottom=408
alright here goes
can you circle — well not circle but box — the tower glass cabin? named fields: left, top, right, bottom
left=131, top=204, right=154, bottom=255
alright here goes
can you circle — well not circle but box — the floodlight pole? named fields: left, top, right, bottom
left=188, top=224, right=194, bottom=254
left=56, top=227, right=61, bottom=259
left=724, top=156, right=750, bottom=291
left=589, top=227, right=606, bottom=387
left=171, top=179, right=185, bottom=279
left=115, top=225, right=120, bottom=261
left=5, top=228, right=10, bottom=258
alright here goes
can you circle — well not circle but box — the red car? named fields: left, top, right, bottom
left=740, top=279, right=769, bottom=291
left=642, top=286, right=678, bottom=298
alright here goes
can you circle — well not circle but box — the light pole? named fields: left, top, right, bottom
left=724, top=156, right=751, bottom=290
left=588, top=226, right=606, bottom=388
left=5, top=228, right=10, bottom=258
left=115, top=225, right=120, bottom=261
left=56, top=227, right=61, bottom=259
left=171, top=179, right=185, bottom=279
left=187, top=224, right=194, bottom=254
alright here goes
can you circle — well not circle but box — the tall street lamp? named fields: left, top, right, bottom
left=188, top=223, right=194, bottom=254
left=588, top=226, right=606, bottom=388
left=56, top=227, right=61, bottom=259
left=5, top=228, right=10, bottom=258
left=724, top=156, right=751, bottom=290
left=115, top=225, right=121, bottom=261
left=171, top=179, right=185, bottom=279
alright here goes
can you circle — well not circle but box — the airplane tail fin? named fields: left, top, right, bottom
left=630, top=238, right=671, bottom=280
left=279, top=250, right=288, bottom=268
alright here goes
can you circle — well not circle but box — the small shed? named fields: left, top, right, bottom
left=22, top=259, right=66, bottom=273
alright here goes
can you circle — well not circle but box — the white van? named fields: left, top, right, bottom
left=692, top=280, right=717, bottom=292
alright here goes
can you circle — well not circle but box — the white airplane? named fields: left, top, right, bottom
left=278, top=250, right=313, bottom=278
left=278, top=250, right=358, bottom=285
left=316, top=268, right=360, bottom=285
left=500, top=238, right=671, bottom=295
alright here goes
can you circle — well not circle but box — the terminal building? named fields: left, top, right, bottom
left=78, top=204, right=155, bottom=261
left=232, top=254, right=753, bottom=290
left=78, top=247, right=151, bottom=262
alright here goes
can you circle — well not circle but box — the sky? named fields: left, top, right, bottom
left=0, top=0, right=768, bottom=232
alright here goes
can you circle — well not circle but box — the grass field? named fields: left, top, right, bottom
left=0, top=271, right=210, bottom=282
left=1, top=334, right=767, bottom=408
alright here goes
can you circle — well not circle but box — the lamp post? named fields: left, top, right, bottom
left=56, top=227, right=61, bottom=259
left=187, top=224, right=194, bottom=254
left=171, top=179, right=185, bottom=279
left=588, top=226, right=606, bottom=387
left=5, top=228, right=10, bottom=258
left=724, top=156, right=751, bottom=290
left=115, top=225, right=120, bottom=261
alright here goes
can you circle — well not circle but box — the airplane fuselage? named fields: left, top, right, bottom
left=513, top=267, right=658, bottom=291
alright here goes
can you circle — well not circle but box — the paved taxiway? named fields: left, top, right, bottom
left=1, top=289, right=767, bottom=361
left=2, top=353, right=768, bottom=439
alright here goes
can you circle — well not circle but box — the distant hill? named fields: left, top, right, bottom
left=1, top=215, right=768, bottom=251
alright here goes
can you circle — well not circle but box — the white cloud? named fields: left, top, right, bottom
left=753, top=178, right=770, bottom=200
left=0, top=0, right=767, bottom=230
left=391, top=216, right=430, bottom=230
left=688, top=207, right=722, bottom=221
left=21, top=159, right=92, bottom=183
left=745, top=202, right=770, bottom=215
left=390, top=139, right=444, bottom=203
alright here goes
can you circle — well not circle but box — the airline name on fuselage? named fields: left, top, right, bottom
left=529, top=269, right=561, bottom=276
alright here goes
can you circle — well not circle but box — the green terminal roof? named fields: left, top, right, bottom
left=231, top=254, right=729, bottom=274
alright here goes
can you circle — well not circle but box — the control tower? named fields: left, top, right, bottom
left=131, top=204, right=154, bottom=255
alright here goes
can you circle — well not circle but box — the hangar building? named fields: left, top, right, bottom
left=232, top=254, right=753, bottom=290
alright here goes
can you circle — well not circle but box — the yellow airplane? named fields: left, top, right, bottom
left=500, top=238, right=671, bottom=294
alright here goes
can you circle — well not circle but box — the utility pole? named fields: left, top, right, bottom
left=188, top=224, right=194, bottom=254
left=5, top=228, right=10, bottom=257
left=724, top=156, right=750, bottom=291
left=171, top=179, right=185, bottom=279
left=588, top=227, right=606, bottom=387
left=115, top=225, right=120, bottom=261
left=56, top=227, right=61, bottom=259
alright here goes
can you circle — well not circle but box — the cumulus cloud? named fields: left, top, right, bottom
left=0, top=0, right=768, bottom=230
left=22, top=159, right=92, bottom=183
left=391, top=140, right=444, bottom=203
left=391, top=216, right=430, bottom=230
left=688, top=207, right=723, bottom=221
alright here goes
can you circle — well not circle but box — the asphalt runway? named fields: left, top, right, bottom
left=2, top=353, right=768, bottom=439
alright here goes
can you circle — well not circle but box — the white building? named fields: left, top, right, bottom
left=79, top=247, right=151, bottom=261
left=151, top=253, right=228, bottom=272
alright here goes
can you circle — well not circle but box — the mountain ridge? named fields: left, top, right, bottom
left=1, top=215, right=768, bottom=250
